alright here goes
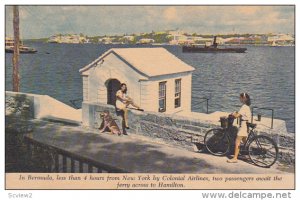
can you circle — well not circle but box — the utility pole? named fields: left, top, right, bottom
left=12, top=5, right=20, bottom=92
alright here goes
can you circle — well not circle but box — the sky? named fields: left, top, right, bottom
left=5, top=5, right=295, bottom=39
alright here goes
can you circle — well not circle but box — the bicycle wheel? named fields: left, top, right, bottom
left=204, top=128, right=230, bottom=156
left=247, top=135, right=279, bottom=168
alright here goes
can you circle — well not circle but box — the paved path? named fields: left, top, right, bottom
left=25, top=119, right=289, bottom=174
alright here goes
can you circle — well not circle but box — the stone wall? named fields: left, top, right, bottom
left=82, top=102, right=295, bottom=166
left=6, top=91, right=81, bottom=124
left=6, top=92, right=294, bottom=168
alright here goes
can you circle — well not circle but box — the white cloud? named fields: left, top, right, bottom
left=5, top=5, right=294, bottom=38
left=61, top=6, right=88, bottom=12
left=234, top=6, right=261, bottom=15
left=163, top=7, right=180, bottom=22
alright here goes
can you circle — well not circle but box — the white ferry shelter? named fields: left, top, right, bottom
left=79, top=48, right=195, bottom=114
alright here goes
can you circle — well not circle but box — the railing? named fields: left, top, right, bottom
left=194, top=97, right=210, bottom=114
left=251, top=106, right=274, bottom=129
left=69, top=98, right=83, bottom=109
left=24, top=136, right=127, bottom=173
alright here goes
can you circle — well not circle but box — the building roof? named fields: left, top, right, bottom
left=79, top=48, right=195, bottom=77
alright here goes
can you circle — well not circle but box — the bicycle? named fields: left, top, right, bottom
left=204, top=116, right=279, bottom=168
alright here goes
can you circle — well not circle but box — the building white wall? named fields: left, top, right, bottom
left=182, top=73, right=192, bottom=112
left=139, top=80, right=153, bottom=111
left=82, top=75, right=88, bottom=101
left=83, top=52, right=193, bottom=114
left=140, top=80, right=157, bottom=112
left=141, top=72, right=193, bottom=114
left=85, top=53, right=147, bottom=107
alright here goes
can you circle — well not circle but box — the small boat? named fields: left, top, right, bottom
left=182, top=36, right=247, bottom=53
left=5, top=37, right=37, bottom=54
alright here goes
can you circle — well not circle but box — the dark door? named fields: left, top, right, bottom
left=107, top=79, right=121, bottom=106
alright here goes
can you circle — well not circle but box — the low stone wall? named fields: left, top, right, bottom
left=82, top=102, right=295, bottom=166
left=5, top=92, right=294, bottom=166
left=6, top=91, right=81, bottom=124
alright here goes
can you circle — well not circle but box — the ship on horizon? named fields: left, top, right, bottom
left=182, top=36, right=247, bottom=53
left=5, top=37, right=37, bottom=54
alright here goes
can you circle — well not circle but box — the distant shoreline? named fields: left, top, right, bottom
left=22, top=41, right=295, bottom=47
left=20, top=32, right=294, bottom=47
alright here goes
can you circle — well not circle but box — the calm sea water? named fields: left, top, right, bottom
left=5, top=43, right=295, bottom=133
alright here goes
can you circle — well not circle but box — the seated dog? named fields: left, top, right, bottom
left=99, top=111, right=122, bottom=136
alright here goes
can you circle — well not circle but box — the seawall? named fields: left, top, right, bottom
left=5, top=91, right=294, bottom=166
left=82, top=101, right=294, bottom=166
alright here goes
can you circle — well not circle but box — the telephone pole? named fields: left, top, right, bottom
left=12, top=5, right=20, bottom=92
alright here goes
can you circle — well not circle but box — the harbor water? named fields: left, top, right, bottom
left=5, top=43, right=295, bottom=133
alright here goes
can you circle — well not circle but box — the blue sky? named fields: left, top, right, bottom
left=5, top=5, right=295, bottom=39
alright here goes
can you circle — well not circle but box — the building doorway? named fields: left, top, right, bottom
left=107, top=79, right=121, bottom=106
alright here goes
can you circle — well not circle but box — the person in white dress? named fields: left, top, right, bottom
left=116, top=83, right=143, bottom=129
left=227, top=93, right=252, bottom=163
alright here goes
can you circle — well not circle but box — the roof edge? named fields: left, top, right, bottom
left=79, top=48, right=195, bottom=77
left=79, top=49, right=150, bottom=79
left=148, top=70, right=194, bottom=80
left=79, top=49, right=114, bottom=73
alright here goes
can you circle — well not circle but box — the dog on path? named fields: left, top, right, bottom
left=99, top=110, right=122, bottom=136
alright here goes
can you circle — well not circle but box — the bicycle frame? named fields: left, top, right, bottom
left=205, top=122, right=279, bottom=167
left=222, top=126, right=256, bottom=151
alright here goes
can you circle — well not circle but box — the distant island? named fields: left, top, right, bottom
left=23, top=30, right=295, bottom=46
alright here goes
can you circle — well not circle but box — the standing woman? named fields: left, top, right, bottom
left=227, top=93, right=252, bottom=163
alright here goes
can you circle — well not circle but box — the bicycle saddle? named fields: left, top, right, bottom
left=246, top=122, right=257, bottom=129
